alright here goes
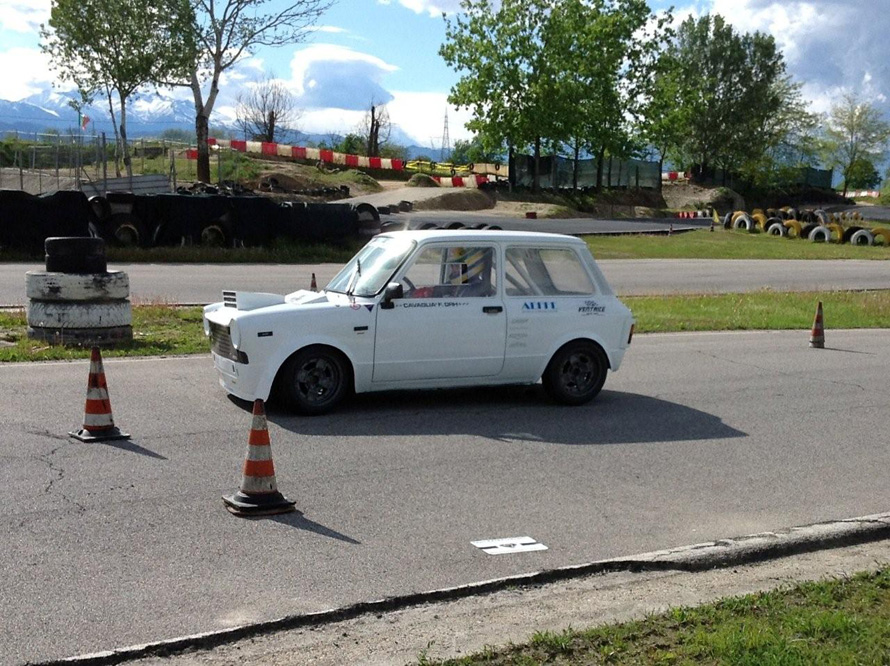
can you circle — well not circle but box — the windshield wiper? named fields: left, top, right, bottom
left=346, top=258, right=362, bottom=297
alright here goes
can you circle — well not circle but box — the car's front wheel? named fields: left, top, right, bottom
left=542, top=341, right=608, bottom=406
left=280, top=346, right=351, bottom=415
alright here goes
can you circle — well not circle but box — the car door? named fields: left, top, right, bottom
left=373, top=243, right=506, bottom=382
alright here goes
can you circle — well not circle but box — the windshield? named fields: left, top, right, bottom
left=326, top=236, right=417, bottom=297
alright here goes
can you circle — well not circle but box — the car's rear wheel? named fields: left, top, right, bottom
left=280, top=346, right=350, bottom=415
left=542, top=341, right=608, bottom=406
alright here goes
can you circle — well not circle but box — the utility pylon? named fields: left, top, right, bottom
left=440, top=110, right=451, bottom=162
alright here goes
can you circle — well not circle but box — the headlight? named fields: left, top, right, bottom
left=203, top=317, right=211, bottom=337
left=229, top=319, right=241, bottom=349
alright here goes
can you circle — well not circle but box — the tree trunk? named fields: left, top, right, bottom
left=105, top=90, right=122, bottom=178
left=595, top=145, right=605, bottom=193
left=508, top=145, right=515, bottom=189
left=533, top=136, right=541, bottom=193
left=656, top=154, right=663, bottom=193
left=196, top=111, right=210, bottom=183
left=118, top=92, right=132, bottom=179
left=573, top=141, right=580, bottom=191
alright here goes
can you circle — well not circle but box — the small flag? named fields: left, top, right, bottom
left=81, top=115, right=90, bottom=130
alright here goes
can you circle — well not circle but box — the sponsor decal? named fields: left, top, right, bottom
left=364, top=304, right=374, bottom=312
left=257, top=331, right=273, bottom=337
left=522, top=301, right=557, bottom=311
left=401, top=301, right=467, bottom=308
left=578, top=300, right=606, bottom=316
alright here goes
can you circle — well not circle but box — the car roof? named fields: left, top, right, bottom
left=376, top=229, right=585, bottom=245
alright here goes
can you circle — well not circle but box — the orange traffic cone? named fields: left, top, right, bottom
left=809, top=301, right=825, bottom=348
left=69, top=346, right=129, bottom=442
left=223, top=399, right=296, bottom=516
left=310, top=273, right=317, bottom=291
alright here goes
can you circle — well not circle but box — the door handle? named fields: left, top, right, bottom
left=483, top=306, right=503, bottom=314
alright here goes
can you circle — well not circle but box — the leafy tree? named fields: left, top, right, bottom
left=843, top=157, right=881, bottom=190
left=235, top=76, right=301, bottom=143
left=822, top=92, right=890, bottom=196
left=40, top=0, right=196, bottom=177
left=666, top=14, right=794, bottom=184
left=182, top=0, right=333, bottom=182
left=441, top=0, right=565, bottom=190
left=160, top=128, right=195, bottom=144
left=450, top=136, right=503, bottom=165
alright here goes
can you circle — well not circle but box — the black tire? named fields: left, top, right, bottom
left=800, top=223, right=818, bottom=240
left=88, top=195, right=111, bottom=222
left=45, top=253, right=107, bottom=274
left=722, top=212, right=733, bottom=229
left=279, top=346, right=351, bottom=415
left=446, top=221, right=465, bottom=229
left=45, top=236, right=105, bottom=257
left=542, top=341, right=608, bottom=406
left=418, top=222, right=438, bottom=230
left=107, top=213, right=148, bottom=247
left=199, top=220, right=231, bottom=247
left=842, top=226, right=864, bottom=243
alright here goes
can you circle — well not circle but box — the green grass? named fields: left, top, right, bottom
left=0, top=304, right=207, bottom=362
left=585, top=229, right=890, bottom=260
left=625, top=290, right=890, bottom=332
left=418, top=567, right=890, bottom=665
left=2, top=290, right=889, bottom=362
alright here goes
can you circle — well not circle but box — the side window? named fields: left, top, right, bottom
left=401, top=245, right=497, bottom=298
left=505, top=247, right=595, bottom=296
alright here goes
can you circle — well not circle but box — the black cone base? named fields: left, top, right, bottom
left=223, top=490, right=296, bottom=516
left=69, top=427, right=131, bottom=442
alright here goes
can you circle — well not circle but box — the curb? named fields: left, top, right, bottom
left=35, top=512, right=890, bottom=666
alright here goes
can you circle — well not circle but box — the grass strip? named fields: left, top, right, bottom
left=585, top=229, right=890, bottom=260
left=417, top=567, right=890, bottom=665
left=625, top=290, right=890, bottom=333
left=2, top=290, right=889, bottom=363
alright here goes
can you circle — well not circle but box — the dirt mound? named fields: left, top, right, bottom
left=661, top=183, right=744, bottom=212
left=413, top=190, right=494, bottom=211
left=406, top=173, right=439, bottom=188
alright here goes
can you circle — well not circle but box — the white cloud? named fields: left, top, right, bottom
left=304, top=25, right=348, bottom=34
left=382, top=0, right=464, bottom=17
left=673, top=1, right=890, bottom=115
left=287, top=44, right=398, bottom=110
left=387, top=91, right=474, bottom=146
left=0, top=47, right=57, bottom=100
left=0, top=0, right=50, bottom=32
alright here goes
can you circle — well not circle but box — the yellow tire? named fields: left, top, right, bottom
left=731, top=210, right=746, bottom=224
left=872, top=228, right=890, bottom=246
left=827, top=223, right=845, bottom=243
left=783, top=220, right=803, bottom=239
left=752, top=212, right=768, bottom=231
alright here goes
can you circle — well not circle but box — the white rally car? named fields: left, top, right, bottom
left=203, top=230, right=634, bottom=414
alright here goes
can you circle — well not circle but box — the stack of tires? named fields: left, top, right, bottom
left=26, top=237, right=132, bottom=346
left=722, top=207, right=890, bottom=247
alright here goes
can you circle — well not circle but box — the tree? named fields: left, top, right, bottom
left=40, top=0, right=195, bottom=177
left=360, top=104, right=392, bottom=158
left=182, top=0, right=333, bottom=182
left=441, top=0, right=564, bottom=191
left=665, top=14, right=793, bottom=184
left=450, top=136, right=502, bottom=165
left=822, top=92, right=890, bottom=196
left=843, top=157, right=881, bottom=190
left=235, top=76, right=301, bottom=143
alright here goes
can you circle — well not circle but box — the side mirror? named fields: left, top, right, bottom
left=380, top=282, right=403, bottom=309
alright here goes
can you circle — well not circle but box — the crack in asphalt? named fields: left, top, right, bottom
left=29, top=434, right=87, bottom=513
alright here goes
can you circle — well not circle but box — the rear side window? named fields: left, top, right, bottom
left=505, top=247, right=595, bottom=296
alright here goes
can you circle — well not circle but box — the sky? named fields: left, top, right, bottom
left=1, top=0, right=889, bottom=151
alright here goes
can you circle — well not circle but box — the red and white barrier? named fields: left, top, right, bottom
left=192, top=138, right=406, bottom=172
left=432, top=175, right=492, bottom=188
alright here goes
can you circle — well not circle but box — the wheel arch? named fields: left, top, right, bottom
left=538, top=335, right=612, bottom=380
left=266, top=340, right=358, bottom=401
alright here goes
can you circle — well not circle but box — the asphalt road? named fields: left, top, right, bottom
left=1, top=329, right=888, bottom=664
left=2, top=258, right=889, bottom=307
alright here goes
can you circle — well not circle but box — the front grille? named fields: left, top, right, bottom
left=209, top=321, right=248, bottom=364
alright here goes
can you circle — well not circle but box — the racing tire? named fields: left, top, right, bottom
left=732, top=213, right=756, bottom=232
left=26, top=270, right=129, bottom=301
left=722, top=212, right=734, bottom=229
left=842, top=226, right=864, bottom=243
left=446, top=221, right=465, bottom=229
left=44, top=253, right=107, bottom=274
left=542, top=340, right=609, bottom=406
left=752, top=212, right=768, bottom=231
left=808, top=225, right=831, bottom=243
left=783, top=220, right=803, bottom=239
left=871, top=228, right=890, bottom=246
left=27, top=300, right=132, bottom=329
left=199, top=220, right=232, bottom=247
left=766, top=220, right=786, bottom=236
left=827, top=223, right=845, bottom=243
left=418, top=222, right=438, bottom=230
left=45, top=236, right=105, bottom=257
left=107, top=213, right=148, bottom=247
left=88, top=195, right=111, bottom=222
left=279, top=345, right=351, bottom=416
left=850, top=229, right=875, bottom=246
